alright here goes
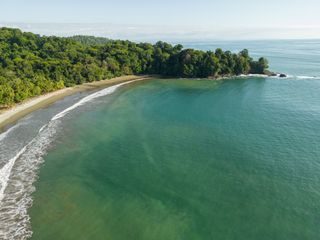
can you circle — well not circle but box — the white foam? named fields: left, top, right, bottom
left=239, top=74, right=278, bottom=78
left=38, top=124, right=47, bottom=133
left=0, top=123, right=22, bottom=142
left=0, top=146, right=27, bottom=203
left=296, top=75, right=319, bottom=79
left=52, top=80, right=135, bottom=121
left=239, top=74, right=320, bottom=80
left=0, top=80, right=138, bottom=239
left=247, top=74, right=269, bottom=78
left=0, top=120, right=59, bottom=239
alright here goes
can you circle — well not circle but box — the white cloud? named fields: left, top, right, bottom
left=1, top=22, right=319, bottom=42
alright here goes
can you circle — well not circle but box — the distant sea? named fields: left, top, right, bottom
left=0, top=40, right=320, bottom=240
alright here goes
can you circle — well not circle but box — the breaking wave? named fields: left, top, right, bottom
left=295, top=75, right=320, bottom=79
left=0, top=124, right=23, bottom=142
left=0, top=121, right=59, bottom=239
left=0, top=80, right=136, bottom=239
left=239, top=74, right=320, bottom=80
left=52, top=80, right=135, bottom=120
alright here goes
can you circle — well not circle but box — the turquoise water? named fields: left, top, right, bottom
left=30, top=77, right=320, bottom=239
left=1, top=40, right=320, bottom=239
left=184, top=39, right=320, bottom=77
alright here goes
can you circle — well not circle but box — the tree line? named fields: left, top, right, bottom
left=0, top=27, right=269, bottom=106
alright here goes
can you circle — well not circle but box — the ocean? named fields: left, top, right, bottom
left=0, top=40, right=320, bottom=239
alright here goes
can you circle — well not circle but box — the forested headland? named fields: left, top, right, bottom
left=0, top=28, right=269, bottom=106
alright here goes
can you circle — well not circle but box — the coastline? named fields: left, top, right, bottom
left=0, top=75, right=153, bottom=132
left=0, top=73, right=282, bottom=133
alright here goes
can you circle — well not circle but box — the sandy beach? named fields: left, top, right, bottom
left=0, top=75, right=152, bottom=132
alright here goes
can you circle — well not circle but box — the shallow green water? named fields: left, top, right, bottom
left=30, top=78, right=320, bottom=240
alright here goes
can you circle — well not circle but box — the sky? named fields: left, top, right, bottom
left=1, top=0, right=320, bottom=40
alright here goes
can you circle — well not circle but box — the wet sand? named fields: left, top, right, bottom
left=0, top=75, right=153, bottom=132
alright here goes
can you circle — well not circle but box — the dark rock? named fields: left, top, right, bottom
left=279, top=73, right=287, bottom=78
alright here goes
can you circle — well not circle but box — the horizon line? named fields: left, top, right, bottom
left=1, top=22, right=320, bottom=42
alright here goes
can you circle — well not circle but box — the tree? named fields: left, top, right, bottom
left=250, top=57, right=269, bottom=74
left=0, top=27, right=269, bottom=106
left=0, top=83, right=14, bottom=105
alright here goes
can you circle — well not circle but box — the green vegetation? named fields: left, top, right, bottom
left=0, top=27, right=269, bottom=106
left=68, top=35, right=111, bottom=45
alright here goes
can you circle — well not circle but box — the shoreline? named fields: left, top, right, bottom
left=0, top=75, right=153, bottom=132
left=0, top=73, right=284, bottom=133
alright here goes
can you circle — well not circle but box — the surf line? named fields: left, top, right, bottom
left=0, top=79, right=138, bottom=207
left=52, top=80, right=137, bottom=120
